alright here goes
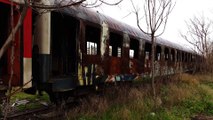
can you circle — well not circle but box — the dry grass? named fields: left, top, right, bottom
left=113, top=107, right=131, bottom=120
left=66, top=73, right=213, bottom=119
left=162, top=83, right=193, bottom=106
left=68, top=95, right=109, bottom=119
left=175, top=73, right=199, bottom=85
left=67, top=85, right=149, bottom=119
left=159, top=73, right=203, bottom=107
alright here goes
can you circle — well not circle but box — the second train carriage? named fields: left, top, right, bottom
left=32, top=5, right=197, bottom=99
left=0, top=0, right=198, bottom=101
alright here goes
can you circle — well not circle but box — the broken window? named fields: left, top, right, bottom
left=145, top=42, right=151, bottom=60
left=155, top=45, right=161, bottom=61
left=85, top=25, right=101, bottom=55
left=130, top=38, right=139, bottom=59
left=87, top=42, right=97, bottom=55
left=109, top=32, right=123, bottom=57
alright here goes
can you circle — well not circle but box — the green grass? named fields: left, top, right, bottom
left=11, top=92, right=49, bottom=102
left=10, top=91, right=50, bottom=111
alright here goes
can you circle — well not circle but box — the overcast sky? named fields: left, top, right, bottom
left=93, top=0, right=213, bottom=47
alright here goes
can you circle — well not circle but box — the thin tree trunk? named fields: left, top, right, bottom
left=2, top=4, right=28, bottom=120
left=0, top=5, right=28, bottom=59
left=151, top=34, right=156, bottom=101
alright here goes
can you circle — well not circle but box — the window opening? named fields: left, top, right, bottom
left=171, top=49, right=175, bottom=62
left=109, top=32, right=123, bottom=57
left=177, top=50, right=180, bottom=62
left=85, top=25, right=100, bottom=55
left=145, top=42, right=151, bottom=60
left=130, top=38, right=139, bottom=59
left=164, top=47, right=169, bottom=61
left=155, top=45, right=161, bottom=61
left=182, top=52, right=185, bottom=62
left=185, top=53, right=188, bottom=62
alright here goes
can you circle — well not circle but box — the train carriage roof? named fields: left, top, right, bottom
left=58, top=6, right=194, bottom=53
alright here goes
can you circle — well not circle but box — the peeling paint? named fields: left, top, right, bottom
left=100, top=22, right=109, bottom=59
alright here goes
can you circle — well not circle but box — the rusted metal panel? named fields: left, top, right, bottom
left=84, top=55, right=101, bottom=64
left=108, top=57, right=122, bottom=75
left=129, top=59, right=140, bottom=75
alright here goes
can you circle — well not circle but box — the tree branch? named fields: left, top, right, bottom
left=0, top=3, right=28, bottom=59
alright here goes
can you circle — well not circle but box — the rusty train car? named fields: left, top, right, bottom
left=0, top=0, right=198, bottom=101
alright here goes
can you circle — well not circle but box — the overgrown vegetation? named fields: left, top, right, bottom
left=1, top=73, right=213, bottom=119
left=11, top=92, right=50, bottom=111
left=0, top=91, right=50, bottom=114
left=67, top=73, right=213, bottom=120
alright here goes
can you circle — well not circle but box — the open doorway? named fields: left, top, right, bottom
left=51, top=12, right=79, bottom=77
left=0, top=3, right=10, bottom=80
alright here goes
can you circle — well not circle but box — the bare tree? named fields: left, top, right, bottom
left=181, top=15, right=213, bottom=73
left=130, top=0, right=174, bottom=102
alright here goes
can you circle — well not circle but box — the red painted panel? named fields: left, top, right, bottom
left=0, top=1, right=32, bottom=86
left=5, top=11, right=21, bottom=86
left=23, top=8, right=32, bottom=58
left=0, top=0, right=11, bottom=4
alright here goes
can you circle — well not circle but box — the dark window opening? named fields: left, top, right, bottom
left=164, top=47, right=169, bottom=61
left=155, top=45, right=161, bottom=61
left=0, top=3, right=10, bottom=77
left=188, top=54, right=191, bottom=62
left=171, top=49, right=175, bottom=62
left=51, top=12, right=79, bottom=76
left=145, top=42, right=151, bottom=60
left=85, top=25, right=101, bottom=55
left=130, top=38, right=139, bottom=59
left=177, top=50, right=180, bottom=62
left=192, top=55, right=195, bottom=62
left=109, top=32, right=123, bottom=57
left=185, top=53, right=188, bottom=62
left=182, top=52, right=185, bottom=62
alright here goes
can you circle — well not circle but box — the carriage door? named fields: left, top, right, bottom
left=51, top=12, right=78, bottom=78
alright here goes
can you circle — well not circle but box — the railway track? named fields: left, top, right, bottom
left=3, top=104, right=72, bottom=120
left=1, top=98, right=81, bottom=120
left=1, top=83, right=131, bottom=120
left=6, top=106, right=50, bottom=120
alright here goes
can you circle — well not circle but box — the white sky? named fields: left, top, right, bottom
left=93, top=0, right=213, bottom=47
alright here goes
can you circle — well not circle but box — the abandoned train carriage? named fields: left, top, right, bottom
left=0, top=0, right=197, bottom=100
left=36, top=7, right=196, bottom=94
